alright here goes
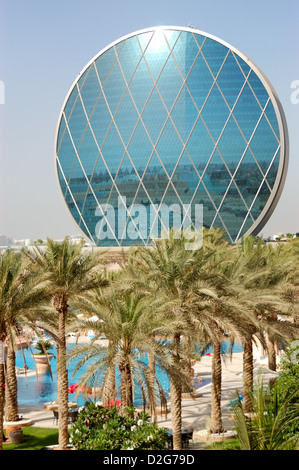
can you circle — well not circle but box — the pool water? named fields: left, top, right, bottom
left=15, top=346, right=170, bottom=407
left=15, top=341, right=243, bottom=407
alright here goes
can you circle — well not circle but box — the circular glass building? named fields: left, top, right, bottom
left=55, top=26, right=288, bottom=246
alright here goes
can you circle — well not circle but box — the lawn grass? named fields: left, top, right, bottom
left=2, top=426, right=240, bottom=451
left=3, top=427, right=59, bottom=451
left=206, top=438, right=241, bottom=450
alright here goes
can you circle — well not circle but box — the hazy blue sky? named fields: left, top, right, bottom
left=0, top=0, right=298, bottom=240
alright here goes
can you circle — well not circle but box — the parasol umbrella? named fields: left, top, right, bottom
left=68, top=383, right=92, bottom=395
left=106, top=399, right=121, bottom=409
left=253, top=366, right=279, bottom=380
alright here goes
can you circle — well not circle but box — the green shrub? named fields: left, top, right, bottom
left=270, top=344, right=299, bottom=441
left=69, top=402, right=168, bottom=450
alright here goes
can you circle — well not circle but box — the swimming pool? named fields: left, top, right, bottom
left=15, top=346, right=170, bottom=407
left=15, top=341, right=243, bottom=407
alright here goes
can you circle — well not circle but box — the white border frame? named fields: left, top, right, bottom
left=54, top=26, right=289, bottom=244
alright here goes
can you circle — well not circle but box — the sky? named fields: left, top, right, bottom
left=0, top=0, right=298, bottom=241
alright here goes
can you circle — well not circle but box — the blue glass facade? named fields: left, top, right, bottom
left=55, top=27, right=288, bottom=246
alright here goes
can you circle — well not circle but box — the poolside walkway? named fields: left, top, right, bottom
left=17, top=352, right=245, bottom=440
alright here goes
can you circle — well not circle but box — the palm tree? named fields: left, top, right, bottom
left=121, top=228, right=249, bottom=445
left=67, top=286, right=183, bottom=416
left=189, top=232, right=256, bottom=434
left=231, top=237, right=299, bottom=412
left=233, top=378, right=299, bottom=450
left=121, top=230, right=206, bottom=449
left=0, top=250, right=48, bottom=449
left=23, top=237, right=106, bottom=450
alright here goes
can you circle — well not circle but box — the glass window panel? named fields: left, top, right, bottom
left=156, top=55, right=183, bottom=111
left=219, top=186, right=248, bottom=241
left=129, top=58, right=154, bottom=113
left=79, top=65, right=102, bottom=118
left=114, top=40, right=125, bottom=57
left=193, top=33, right=206, bottom=49
left=217, top=51, right=246, bottom=109
left=171, top=31, right=199, bottom=79
left=56, top=114, right=67, bottom=154
left=77, top=125, right=99, bottom=178
left=160, top=184, right=185, bottom=232
left=201, top=38, right=229, bottom=78
left=77, top=68, right=89, bottom=91
left=249, top=181, right=270, bottom=220
left=264, top=100, right=280, bottom=140
left=127, top=121, right=153, bottom=177
left=171, top=87, right=198, bottom=144
left=186, top=54, right=214, bottom=111
left=64, top=86, right=79, bottom=122
left=68, top=156, right=88, bottom=185
left=57, top=128, right=77, bottom=182
left=56, top=163, right=67, bottom=198
left=114, top=90, right=139, bottom=147
left=117, top=36, right=142, bottom=84
left=233, top=149, right=264, bottom=209
left=238, top=215, right=254, bottom=238
left=141, top=87, right=167, bottom=144
left=192, top=183, right=216, bottom=228
left=67, top=97, right=88, bottom=149
left=233, top=83, right=262, bottom=141
left=144, top=31, right=171, bottom=81
left=172, top=150, right=199, bottom=204
left=142, top=152, right=169, bottom=204
left=93, top=190, right=118, bottom=246
left=65, top=188, right=83, bottom=225
left=265, top=154, right=279, bottom=190
left=185, top=32, right=203, bottom=68
left=89, top=93, right=112, bottom=149
left=94, top=47, right=117, bottom=86
left=115, top=154, right=140, bottom=202
left=156, top=119, right=183, bottom=176
left=90, top=156, right=113, bottom=206
left=186, top=117, right=215, bottom=171
left=234, top=54, right=251, bottom=78
left=247, top=71, right=269, bottom=108
left=102, top=62, right=126, bottom=116
left=204, top=151, right=232, bottom=209
left=164, top=30, right=180, bottom=50
left=250, top=115, right=279, bottom=166
left=129, top=184, right=151, bottom=242
left=103, top=184, right=121, bottom=211
left=101, top=123, right=125, bottom=175
left=201, top=85, right=230, bottom=142
left=212, top=213, right=230, bottom=236
left=67, top=183, right=87, bottom=215
left=217, top=116, right=247, bottom=170
left=137, top=31, right=154, bottom=52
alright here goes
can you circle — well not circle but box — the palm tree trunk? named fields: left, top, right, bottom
left=266, top=336, right=277, bottom=371
left=170, top=332, right=182, bottom=450
left=148, top=352, right=157, bottom=422
left=103, top=341, right=116, bottom=406
left=56, top=300, right=69, bottom=449
left=243, top=337, right=254, bottom=413
left=210, top=339, right=223, bottom=434
left=4, top=335, right=18, bottom=422
left=266, top=336, right=277, bottom=389
left=120, top=361, right=133, bottom=411
left=0, top=363, right=5, bottom=450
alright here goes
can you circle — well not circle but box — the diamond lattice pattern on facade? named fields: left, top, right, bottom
left=56, top=28, right=283, bottom=246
